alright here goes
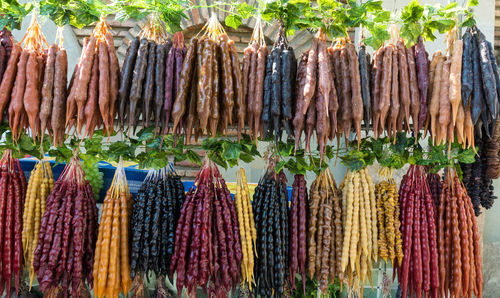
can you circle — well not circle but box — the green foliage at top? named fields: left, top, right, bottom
left=112, top=0, right=188, bottom=33
left=316, top=0, right=392, bottom=49
left=39, top=0, right=110, bottom=28
left=0, top=0, right=33, bottom=30
left=398, top=0, right=477, bottom=46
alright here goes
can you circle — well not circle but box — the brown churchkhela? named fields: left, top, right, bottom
left=171, top=16, right=242, bottom=143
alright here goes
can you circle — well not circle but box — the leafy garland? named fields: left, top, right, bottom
left=340, top=133, right=476, bottom=172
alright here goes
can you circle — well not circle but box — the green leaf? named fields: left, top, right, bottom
left=467, top=0, right=479, bottom=7
left=400, top=0, right=424, bottom=22
left=222, top=142, right=241, bottom=162
left=210, top=153, right=228, bottom=169
left=236, top=2, right=254, bottom=19
left=137, top=126, right=155, bottom=142
left=225, top=14, right=242, bottom=29
left=275, top=160, right=286, bottom=173
left=186, top=149, right=202, bottom=165
left=373, top=10, right=391, bottom=23
left=457, top=149, right=475, bottom=164
left=239, top=152, right=254, bottom=163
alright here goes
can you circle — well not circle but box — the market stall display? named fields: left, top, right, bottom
left=0, top=0, right=497, bottom=296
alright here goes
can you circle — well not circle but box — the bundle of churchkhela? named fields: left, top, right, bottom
left=0, top=150, right=27, bottom=297
left=2, top=15, right=48, bottom=142
left=396, top=165, right=439, bottom=298
left=338, top=168, right=377, bottom=293
left=288, top=174, right=308, bottom=292
left=66, top=16, right=119, bottom=138
left=371, top=26, right=426, bottom=140
left=461, top=126, right=498, bottom=216
left=428, top=27, right=472, bottom=149
left=235, top=168, right=257, bottom=290
left=118, top=15, right=186, bottom=135
left=242, top=18, right=266, bottom=141
left=437, top=169, right=483, bottom=298
left=461, top=26, right=500, bottom=141
left=252, top=160, right=289, bottom=296
left=33, top=155, right=98, bottom=297
left=306, top=169, right=342, bottom=293
left=294, top=31, right=335, bottom=159
left=22, top=160, right=54, bottom=288
left=93, top=159, right=132, bottom=298
left=259, top=25, right=297, bottom=143
left=170, top=158, right=242, bottom=296
left=374, top=167, right=403, bottom=267
left=41, top=29, right=68, bottom=146
left=129, top=165, right=185, bottom=294
left=170, top=15, right=242, bottom=143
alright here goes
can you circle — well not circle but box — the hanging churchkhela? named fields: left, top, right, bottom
left=4, top=15, right=48, bottom=142
left=259, top=25, right=297, bottom=143
left=396, top=165, right=439, bottom=298
left=306, top=169, right=343, bottom=293
left=0, top=28, right=13, bottom=83
left=252, top=158, right=289, bottom=296
left=235, top=168, right=257, bottom=290
left=33, top=155, right=98, bottom=297
left=41, top=29, right=68, bottom=146
left=371, top=25, right=424, bottom=140
left=242, top=18, right=267, bottom=141
left=170, top=15, right=243, bottom=143
left=93, top=159, right=132, bottom=298
left=461, top=127, right=498, bottom=216
left=66, top=17, right=119, bottom=138
left=288, top=173, right=308, bottom=292
left=117, top=15, right=186, bottom=135
left=437, top=169, right=484, bottom=298
left=22, top=159, right=54, bottom=289
left=374, top=167, right=403, bottom=268
left=338, top=168, right=377, bottom=293
left=0, top=150, right=27, bottom=297
left=170, top=158, right=242, bottom=296
left=129, top=165, right=186, bottom=295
